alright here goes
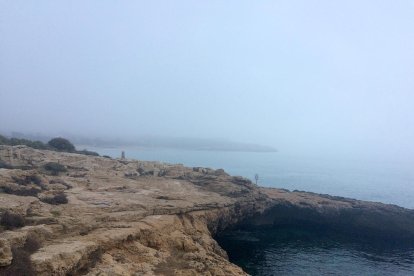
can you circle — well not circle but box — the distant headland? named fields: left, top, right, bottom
left=1, top=132, right=277, bottom=153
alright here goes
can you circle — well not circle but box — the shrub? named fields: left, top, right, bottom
left=9, top=138, right=48, bottom=149
left=24, top=234, right=42, bottom=252
left=43, top=162, right=67, bottom=175
left=48, top=138, right=75, bottom=152
left=52, top=193, right=68, bottom=204
left=11, top=176, right=26, bottom=185
left=26, top=175, right=43, bottom=186
left=0, top=160, right=12, bottom=169
left=3, top=187, right=40, bottom=197
left=0, top=211, right=25, bottom=230
left=0, top=134, right=49, bottom=150
left=12, top=175, right=42, bottom=186
left=41, top=192, right=68, bottom=205
left=76, top=150, right=99, bottom=156
left=0, top=135, right=10, bottom=145
left=29, top=140, right=49, bottom=150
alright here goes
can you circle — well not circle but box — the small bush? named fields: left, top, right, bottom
left=48, top=179, right=61, bottom=184
left=0, top=159, right=13, bottom=169
left=12, top=175, right=43, bottom=186
left=6, top=174, right=44, bottom=196
left=76, top=149, right=99, bottom=156
left=41, top=192, right=68, bottom=205
left=11, top=176, right=26, bottom=185
left=29, top=140, right=49, bottom=150
left=8, top=138, right=49, bottom=150
left=52, top=193, right=68, bottom=204
left=48, top=138, right=75, bottom=152
left=4, top=187, right=40, bottom=197
left=1, top=186, right=12, bottom=194
left=24, top=234, right=42, bottom=253
left=0, top=134, right=81, bottom=152
left=0, top=135, right=10, bottom=145
left=26, top=175, right=42, bottom=186
left=0, top=211, right=25, bottom=230
left=43, top=162, right=67, bottom=175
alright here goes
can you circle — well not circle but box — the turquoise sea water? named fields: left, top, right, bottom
left=90, top=147, right=414, bottom=275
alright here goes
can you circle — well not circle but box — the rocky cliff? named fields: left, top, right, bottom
left=0, top=145, right=413, bottom=275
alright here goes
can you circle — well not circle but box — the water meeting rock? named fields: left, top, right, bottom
left=0, top=145, right=414, bottom=275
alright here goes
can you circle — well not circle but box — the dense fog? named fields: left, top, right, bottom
left=1, top=1, right=413, bottom=161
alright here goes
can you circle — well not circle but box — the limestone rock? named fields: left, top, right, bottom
left=0, top=239, right=12, bottom=266
left=0, top=145, right=414, bottom=275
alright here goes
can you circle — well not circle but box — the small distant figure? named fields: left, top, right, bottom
left=254, top=173, right=259, bottom=185
left=121, top=151, right=125, bottom=159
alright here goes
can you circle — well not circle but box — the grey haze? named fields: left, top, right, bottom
left=0, top=1, right=413, bottom=161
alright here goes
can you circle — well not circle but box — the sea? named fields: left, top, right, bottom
left=89, top=147, right=414, bottom=275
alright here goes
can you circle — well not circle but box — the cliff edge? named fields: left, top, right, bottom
left=0, top=145, right=413, bottom=275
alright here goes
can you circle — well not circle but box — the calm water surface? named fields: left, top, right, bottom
left=216, top=227, right=414, bottom=276
left=89, top=147, right=414, bottom=275
left=90, top=147, right=414, bottom=208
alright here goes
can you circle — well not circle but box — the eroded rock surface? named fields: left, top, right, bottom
left=0, top=146, right=269, bottom=275
left=1, top=145, right=414, bottom=275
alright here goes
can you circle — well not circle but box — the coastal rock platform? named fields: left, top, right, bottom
left=0, top=145, right=413, bottom=275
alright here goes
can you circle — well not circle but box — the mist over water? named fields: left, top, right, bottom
left=1, top=0, right=414, bottom=165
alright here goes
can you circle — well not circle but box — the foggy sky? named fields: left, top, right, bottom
left=1, top=1, right=413, bottom=159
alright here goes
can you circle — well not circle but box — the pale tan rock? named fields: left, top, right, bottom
left=0, top=239, right=12, bottom=266
left=1, top=145, right=414, bottom=275
left=31, top=240, right=99, bottom=275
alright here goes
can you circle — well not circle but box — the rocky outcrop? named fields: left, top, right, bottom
left=250, top=188, right=414, bottom=241
left=0, top=145, right=414, bottom=275
left=0, top=145, right=269, bottom=275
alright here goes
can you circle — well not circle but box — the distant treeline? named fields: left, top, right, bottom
left=0, top=135, right=99, bottom=156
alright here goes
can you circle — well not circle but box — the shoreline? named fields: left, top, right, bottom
left=1, top=145, right=414, bottom=274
